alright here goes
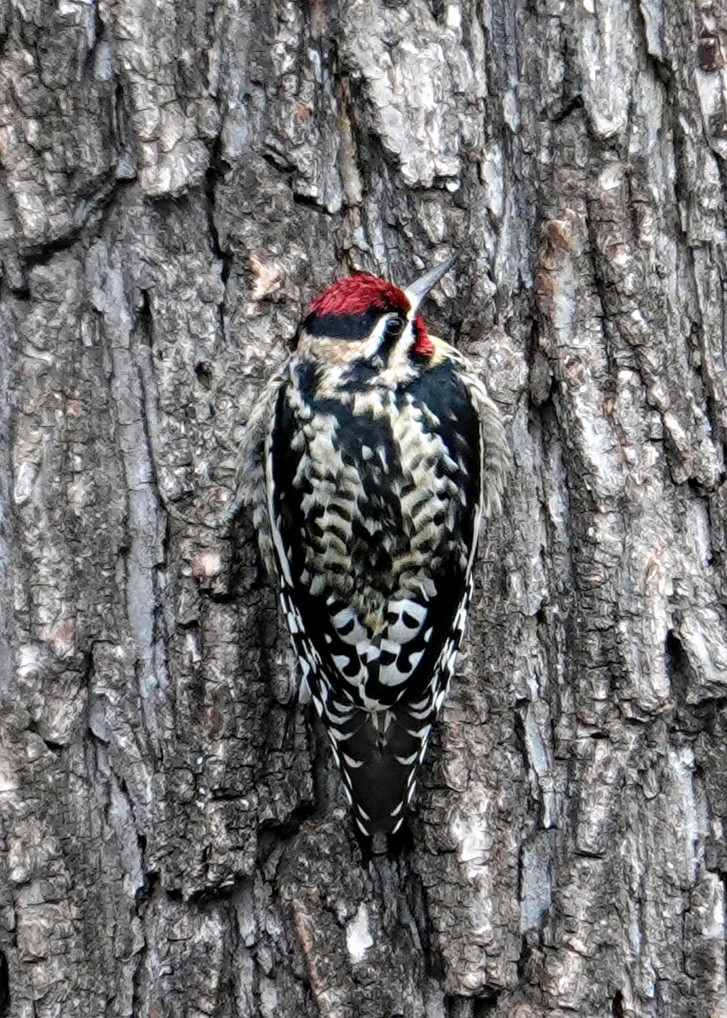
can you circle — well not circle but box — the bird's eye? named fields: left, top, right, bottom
left=385, top=316, right=405, bottom=339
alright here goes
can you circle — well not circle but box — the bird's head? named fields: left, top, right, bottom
left=295, top=256, right=456, bottom=376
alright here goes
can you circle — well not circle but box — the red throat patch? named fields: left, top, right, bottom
left=413, top=316, right=434, bottom=358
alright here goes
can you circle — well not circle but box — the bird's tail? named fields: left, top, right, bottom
left=326, top=704, right=435, bottom=837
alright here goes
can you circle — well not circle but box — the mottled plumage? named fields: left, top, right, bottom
left=237, top=260, right=510, bottom=836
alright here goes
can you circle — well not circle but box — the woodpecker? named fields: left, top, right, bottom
left=237, top=257, right=510, bottom=837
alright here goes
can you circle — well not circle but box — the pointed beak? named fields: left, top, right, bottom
left=403, top=254, right=458, bottom=315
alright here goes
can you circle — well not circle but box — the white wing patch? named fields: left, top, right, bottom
left=331, top=608, right=366, bottom=645
left=385, top=599, right=427, bottom=643
left=324, top=594, right=441, bottom=703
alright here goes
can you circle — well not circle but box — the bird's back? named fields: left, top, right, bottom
left=267, top=353, right=482, bottom=832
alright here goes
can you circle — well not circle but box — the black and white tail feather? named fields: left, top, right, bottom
left=235, top=262, right=510, bottom=838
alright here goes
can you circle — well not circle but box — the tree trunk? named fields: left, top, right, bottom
left=2, top=0, right=727, bottom=1015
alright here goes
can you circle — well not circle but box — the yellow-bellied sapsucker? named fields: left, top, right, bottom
left=238, top=257, right=510, bottom=837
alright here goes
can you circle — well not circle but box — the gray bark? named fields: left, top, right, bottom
left=1, top=0, right=727, bottom=1016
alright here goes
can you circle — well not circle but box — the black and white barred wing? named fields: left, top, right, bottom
left=343, top=365, right=509, bottom=834
left=331, top=568, right=479, bottom=835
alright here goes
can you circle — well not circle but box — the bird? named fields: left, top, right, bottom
left=236, top=256, right=510, bottom=837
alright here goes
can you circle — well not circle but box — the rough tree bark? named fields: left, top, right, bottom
left=1, top=0, right=727, bottom=1016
